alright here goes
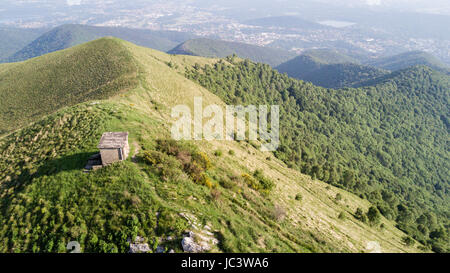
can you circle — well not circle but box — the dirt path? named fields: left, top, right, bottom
left=132, top=141, right=140, bottom=163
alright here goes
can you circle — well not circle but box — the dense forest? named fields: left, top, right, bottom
left=186, top=58, right=450, bottom=252
left=275, top=53, right=389, bottom=89
left=168, top=38, right=296, bottom=67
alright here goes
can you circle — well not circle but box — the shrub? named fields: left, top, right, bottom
left=355, top=207, right=368, bottom=223
left=214, top=150, right=223, bottom=157
left=142, top=150, right=184, bottom=182
left=156, top=209, right=189, bottom=236
left=295, top=193, right=302, bottom=201
left=335, top=193, right=343, bottom=201
left=402, top=236, right=415, bottom=246
left=242, top=173, right=260, bottom=191
left=367, top=206, right=381, bottom=225
left=228, top=150, right=235, bottom=156
left=211, top=189, right=221, bottom=201
left=253, top=169, right=274, bottom=192
left=338, top=212, right=346, bottom=220
left=219, top=177, right=235, bottom=190
left=272, top=205, right=286, bottom=221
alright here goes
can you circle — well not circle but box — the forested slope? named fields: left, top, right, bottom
left=187, top=58, right=450, bottom=252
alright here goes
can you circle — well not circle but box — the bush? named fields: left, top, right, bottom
left=367, top=206, right=381, bottom=225
left=272, top=205, right=286, bottom=221
left=402, top=236, right=415, bottom=246
left=335, top=193, right=343, bottom=201
left=338, top=212, right=347, bottom=220
left=214, top=150, right=223, bottom=157
left=153, top=139, right=212, bottom=187
left=295, top=193, right=302, bottom=201
left=228, top=150, right=235, bottom=156
left=242, top=173, right=260, bottom=191
left=211, top=189, right=221, bottom=201
left=355, top=207, right=368, bottom=223
left=142, top=151, right=184, bottom=182
left=253, top=169, right=274, bottom=192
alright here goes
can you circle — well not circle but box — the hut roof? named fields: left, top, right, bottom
left=98, top=132, right=128, bottom=149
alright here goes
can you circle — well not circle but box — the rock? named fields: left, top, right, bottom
left=168, top=249, right=175, bottom=253
left=129, top=243, right=151, bottom=253
left=129, top=236, right=151, bottom=253
left=181, top=231, right=218, bottom=253
left=182, top=236, right=204, bottom=253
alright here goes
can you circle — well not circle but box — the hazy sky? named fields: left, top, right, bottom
left=6, top=0, right=450, bottom=16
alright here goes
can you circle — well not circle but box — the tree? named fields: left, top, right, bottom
left=355, top=207, right=367, bottom=223
left=367, top=206, right=381, bottom=225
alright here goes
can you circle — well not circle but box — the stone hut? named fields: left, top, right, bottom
left=98, top=132, right=130, bottom=166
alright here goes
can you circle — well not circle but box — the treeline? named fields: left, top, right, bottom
left=186, top=58, right=449, bottom=252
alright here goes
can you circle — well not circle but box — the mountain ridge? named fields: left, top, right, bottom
left=4, top=24, right=196, bottom=63
left=168, top=38, right=297, bottom=67
left=0, top=38, right=426, bottom=253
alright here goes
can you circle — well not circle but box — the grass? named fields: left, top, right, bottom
left=0, top=38, right=426, bottom=253
left=0, top=37, right=138, bottom=134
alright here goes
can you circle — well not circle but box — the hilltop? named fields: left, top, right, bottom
left=4, top=24, right=195, bottom=63
left=0, top=38, right=428, bottom=253
left=276, top=52, right=388, bottom=89
left=0, top=38, right=138, bottom=134
left=366, top=51, right=449, bottom=72
left=301, top=49, right=360, bottom=64
left=168, top=38, right=297, bottom=67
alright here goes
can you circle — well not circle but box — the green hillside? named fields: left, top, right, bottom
left=5, top=24, right=195, bottom=63
left=0, top=26, right=46, bottom=60
left=366, top=51, right=449, bottom=72
left=276, top=54, right=388, bottom=88
left=168, top=38, right=297, bottom=67
left=0, top=38, right=424, bottom=253
left=0, top=38, right=138, bottom=134
left=188, top=58, right=449, bottom=252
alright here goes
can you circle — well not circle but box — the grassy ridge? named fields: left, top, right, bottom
left=169, top=38, right=296, bottom=67
left=0, top=38, right=426, bottom=253
left=0, top=37, right=138, bottom=134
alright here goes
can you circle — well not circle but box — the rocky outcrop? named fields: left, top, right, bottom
left=128, top=236, right=151, bottom=253
left=182, top=231, right=219, bottom=253
left=179, top=212, right=219, bottom=253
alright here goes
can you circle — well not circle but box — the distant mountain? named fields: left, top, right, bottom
left=366, top=51, right=449, bottom=72
left=301, top=49, right=360, bottom=64
left=276, top=52, right=388, bottom=89
left=0, top=26, right=46, bottom=60
left=168, top=38, right=297, bottom=67
left=5, top=24, right=196, bottom=63
left=243, top=16, right=327, bottom=30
